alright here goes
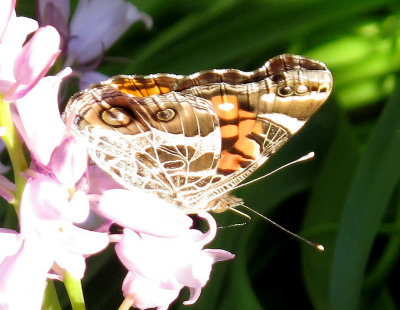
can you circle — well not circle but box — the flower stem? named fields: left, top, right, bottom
left=118, top=297, right=135, bottom=310
left=0, top=95, right=28, bottom=214
left=64, top=271, right=86, bottom=310
left=42, top=280, right=62, bottom=310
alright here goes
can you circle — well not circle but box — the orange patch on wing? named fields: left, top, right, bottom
left=251, top=121, right=264, bottom=135
left=234, top=138, right=259, bottom=159
left=116, top=79, right=171, bottom=97
left=218, top=151, right=244, bottom=172
left=211, top=95, right=239, bottom=121
left=220, top=125, right=238, bottom=139
left=117, top=86, right=143, bottom=97
left=238, top=119, right=264, bottom=137
left=159, top=86, right=171, bottom=93
left=238, top=109, right=256, bottom=119
left=238, top=119, right=256, bottom=137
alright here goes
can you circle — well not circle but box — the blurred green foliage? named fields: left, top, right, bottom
left=10, top=0, right=400, bottom=309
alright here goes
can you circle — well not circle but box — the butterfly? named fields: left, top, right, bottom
left=64, top=54, right=332, bottom=214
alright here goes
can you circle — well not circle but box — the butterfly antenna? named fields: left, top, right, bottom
left=217, top=207, right=252, bottom=229
left=239, top=204, right=324, bottom=252
left=228, top=206, right=252, bottom=221
left=235, top=152, right=315, bottom=190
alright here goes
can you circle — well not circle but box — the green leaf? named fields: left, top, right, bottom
left=329, top=83, right=400, bottom=310
left=301, top=103, right=359, bottom=310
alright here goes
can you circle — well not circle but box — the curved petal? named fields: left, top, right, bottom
left=37, top=0, right=70, bottom=42
left=13, top=26, right=60, bottom=87
left=49, top=135, right=88, bottom=187
left=122, top=271, right=181, bottom=310
left=15, top=69, right=70, bottom=165
left=0, top=14, right=38, bottom=84
left=68, top=0, right=151, bottom=64
left=98, top=188, right=193, bottom=237
left=53, top=224, right=109, bottom=278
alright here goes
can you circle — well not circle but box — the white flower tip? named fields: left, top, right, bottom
left=141, top=13, right=153, bottom=29
left=58, top=67, right=73, bottom=79
left=126, top=4, right=152, bottom=29
left=40, top=25, right=61, bottom=48
left=183, top=288, right=201, bottom=306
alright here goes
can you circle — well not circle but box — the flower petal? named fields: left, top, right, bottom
left=0, top=0, right=15, bottom=42
left=68, top=190, right=90, bottom=223
left=49, top=135, right=88, bottom=187
left=79, top=70, right=108, bottom=89
left=67, top=0, right=151, bottom=64
left=13, top=26, right=60, bottom=87
left=52, top=224, right=109, bottom=278
left=14, top=69, right=71, bottom=164
left=20, top=175, right=68, bottom=226
left=0, top=14, right=38, bottom=86
left=0, top=238, right=53, bottom=310
left=37, top=0, right=70, bottom=42
left=98, top=188, right=193, bottom=237
left=122, top=271, right=181, bottom=310
left=115, top=212, right=234, bottom=308
left=0, top=229, right=21, bottom=262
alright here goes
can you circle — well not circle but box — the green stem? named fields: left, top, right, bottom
left=118, top=297, right=135, bottom=310
left=42, top=280, right=62, bottom=310
left=64, top=271, right=86, bottom=310
left=0, top=95, right=28, bottom=215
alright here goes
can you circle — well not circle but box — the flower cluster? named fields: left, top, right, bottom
left=0, top=1, right=234, bottom=310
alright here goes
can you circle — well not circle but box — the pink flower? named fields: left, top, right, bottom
left=97, top=188, right=193, bottom=237
left=49, top=135, right=88, bottom=187
left=13, top=68, right=71, bottom=165
left=0, top=2, right=38, bottom=98
left=78, top=70, right=109, bottom=89
left=59, top=0, right=152, bottom=89
left=0, top=0, right=61, bottom=102
left=66, top=0, right=152, bottom=66
left=0, top=230, right=53, bottom=309
left=115, top=211, right=234, bottom=309
left=0, top=0, right=15, bottom=41
left=37, top=0, right=70, bottom=44
left=20, top=172, right=109, bottom=279
left=0, top=229, right=21, bottom=264
left=13, top=26, right=60, bottom=91
left=0, top=87, right=107, bottom=308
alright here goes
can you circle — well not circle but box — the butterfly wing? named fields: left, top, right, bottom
left=64, top=79, right=223, bottom=210
left=64, top=54, right=332, bottom=213
left=174, top=54, right=333, bottom=211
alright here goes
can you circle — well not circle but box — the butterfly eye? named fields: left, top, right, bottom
left=102, top=107, right=131, bottom=127
left=156, top=108, right=176, bottom=121
left=277, top=85, right=294, bottom=97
